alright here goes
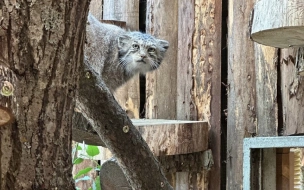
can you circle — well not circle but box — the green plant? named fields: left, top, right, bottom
left=72, top=143, right=102, bottom=190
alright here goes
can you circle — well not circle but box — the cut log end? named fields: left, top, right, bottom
left=251, top=27, right=304, bottom=48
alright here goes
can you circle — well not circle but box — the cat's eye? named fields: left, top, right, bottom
left=148, top=47, right=155, bottom=53
left=132, top=44, right=139, bottom=49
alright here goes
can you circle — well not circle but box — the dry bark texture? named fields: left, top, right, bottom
left=0, top=0, right=90, bottom=189
left=76, top=62, right=173, bottom=190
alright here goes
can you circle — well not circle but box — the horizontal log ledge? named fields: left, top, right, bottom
left=134, top=119, right=208, bottom=156
left=73, top=118, right=209, bottom=156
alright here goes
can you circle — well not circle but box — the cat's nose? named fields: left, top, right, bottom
left=140, top=54, right=146, bottom=58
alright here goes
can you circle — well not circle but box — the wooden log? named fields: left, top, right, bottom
left=227, top=0, right=256, bottom=189
left=251, top=0, right=304, bottom=48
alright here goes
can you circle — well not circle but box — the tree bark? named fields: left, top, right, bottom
left=76, top=61, right=173, bottom=190
left=0, top=1, right=90, bottom=189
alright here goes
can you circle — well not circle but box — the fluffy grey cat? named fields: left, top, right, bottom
left=85, top=14, right=169, bottom=92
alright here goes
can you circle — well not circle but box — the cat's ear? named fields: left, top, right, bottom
left=118, top=34, right=132, bottom=49
left=158, top=40, right=169, bottom=51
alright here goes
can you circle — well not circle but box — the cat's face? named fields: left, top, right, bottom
left=118, top=32, right=169, bottom=76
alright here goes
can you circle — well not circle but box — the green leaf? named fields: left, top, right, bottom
left=73, top=167, right=93, bottom=179
left=73, top=158, right=84, bottom=165
left=94, top=176, right=101, bottom=190
left=86, top=145, right=100, bottom=157
left=77, top=145, right=83, bottom=150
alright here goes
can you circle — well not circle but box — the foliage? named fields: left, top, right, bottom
left=72, top=142, right=102, bottom=190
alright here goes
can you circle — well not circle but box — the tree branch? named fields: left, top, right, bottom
left=76, top=62, right=173, bottom=190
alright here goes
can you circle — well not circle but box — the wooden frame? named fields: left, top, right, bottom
left=243, top=136, right=304, bottom=190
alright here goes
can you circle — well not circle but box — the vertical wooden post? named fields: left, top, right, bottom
left=254, top=44, right=278, bottom=136
left=280, top=47, right=304, bottom=135
left=192, top=1, right=222, bottom=189
left=254, top=42, right=278, bottom=190
left=146, top=0, right=178, bottom=120
left=227, top=0, right=256, bottom=189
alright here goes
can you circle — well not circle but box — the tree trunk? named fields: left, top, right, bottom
left=0, top=1, right=90, bottom=189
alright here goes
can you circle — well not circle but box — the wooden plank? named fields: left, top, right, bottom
left=146, top=0, right=178, bottom=120
left=280, top=48, right=304, bottom=135
left=176, top=0, right=195, bottom=120
left=192, top=0, right=223, bottom=189
left=89, top=0, right=103, bottom=20
left=276, top=148, right=290, bottom=190
left=136, top=120, right=209, bottom=156
left=255, top=44, right=278, bottom=136
left=132, top=119, right=205, bottom=125
left=262, top=149, right=276, bottom=190
left=227, top=0, right=256, bottom=189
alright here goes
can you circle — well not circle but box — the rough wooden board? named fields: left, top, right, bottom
left=145, top=0, right=178, bottom=120
left=227, top=0, right=256, bottom=189
left=251, top=0, right=304, bottom=48
left=280, top=48, right=304, bottom=135
left=132, top=119, right=205, bottom=126
left=89, top=0, right=103, bottom=20
left=192, top=0, right=223, bottom=189
left=73, top=118, right=208, bottom=156
left=254, top=44, right=278, bottom=136
left=135, top=119, right=208, bottom=156
left=176, top=0, right=195, bottom=121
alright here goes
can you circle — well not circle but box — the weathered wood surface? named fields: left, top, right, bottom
left=73, top=118, right=208, bottom=156
left=146, top=0, right=222, bottom=189
left=251, top=0, right=304, bottom=48
left=227, top=0, right=256, bottom=189
left=192, top=0, right=222, bottom=189
left=146, top=0, right=178, bottom=120
left=0, top=1, right=90, bottom=189
left=136, top=119, right=208, bottom=156
left=89, top=0, right=103, bottom=20
left=254, top=44, right=278, bottom=136
left=280, top=47, right=304, bottom=135
left=77, top=62, right=173, bottom=189
left=100, top=158, right=131, bottom=190
left=103, top=0, right=141, bottom=119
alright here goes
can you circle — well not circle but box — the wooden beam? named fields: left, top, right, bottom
left=227, top=0, right=256, bottom=189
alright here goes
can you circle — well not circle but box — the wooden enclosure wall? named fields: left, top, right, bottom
left=146, top=0, right=222, bottom=189
left=227, top=0, right=304, bottom=189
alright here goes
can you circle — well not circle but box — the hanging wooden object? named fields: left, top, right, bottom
left=251, top=0, right=304, bottom=48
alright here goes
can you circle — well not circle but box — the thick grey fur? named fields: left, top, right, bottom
left=85, top=14, right=169, bottom=92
